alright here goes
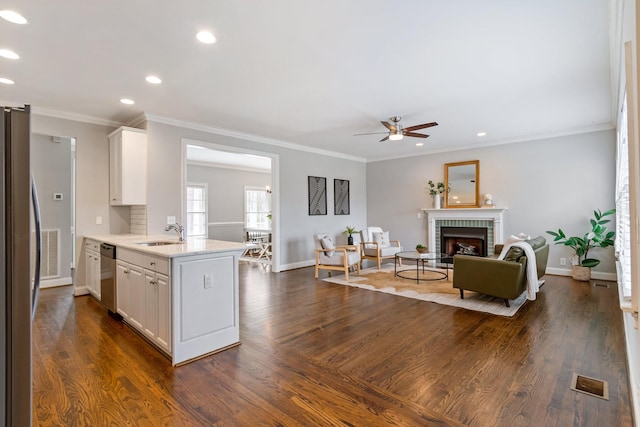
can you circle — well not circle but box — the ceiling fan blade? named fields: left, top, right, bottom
left=353, top=132, right=388, bottom=136
left=403, top=132, right=429, bottom=138
left=403, top=122, right=438, bottom=132
left=380, top=121, right=396, bottom=132
left=379, top=135, right=390, bottom=142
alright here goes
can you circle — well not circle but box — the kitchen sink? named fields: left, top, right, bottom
left=135, top=241, right=177, bottom=246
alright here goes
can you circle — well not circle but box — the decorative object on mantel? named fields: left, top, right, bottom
left=427, top=180, right=445, bottom=209
left=482, top=193, right=494, bottom=207
left=546, top=208, right=616, bottom=281
left=416, top=244, right=428, bottom=253
left=342, top=226, right=359, bottom=245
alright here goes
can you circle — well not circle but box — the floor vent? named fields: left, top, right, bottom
left=593, top=282, right=610, bottom=288
left=570, top=373, right=609, bottom=400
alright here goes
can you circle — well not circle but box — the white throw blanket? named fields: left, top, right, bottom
left=497, top=241, right=540, bottom=300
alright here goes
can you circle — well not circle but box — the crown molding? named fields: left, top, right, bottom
left=366, top=122, right=616, bottom=163
left=187, top=160, right=270, bottom=174
left=27, top=104, right=124, bottom=128
left=143, top=113, right=367, bottom=163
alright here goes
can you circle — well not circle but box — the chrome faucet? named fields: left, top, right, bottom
left=165, top=223, right=185, bottom=242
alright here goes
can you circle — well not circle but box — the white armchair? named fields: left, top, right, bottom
left=360, top=226, right=403, bottom=269
left=314, top=233, right=361, bottom=280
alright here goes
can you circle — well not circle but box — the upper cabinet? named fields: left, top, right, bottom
left=109, top=126, right=147, bottom=206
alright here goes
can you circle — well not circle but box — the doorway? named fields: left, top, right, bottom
left=181, top=139, right=279, bottom=271
left=30, top=134, right=76, bottom=287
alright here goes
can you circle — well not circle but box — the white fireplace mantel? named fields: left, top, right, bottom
left=421, top=207, right=508, bottom=253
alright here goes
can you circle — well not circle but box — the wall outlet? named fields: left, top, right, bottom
left=560, top=258, right=567, bottom=266
left=96, top=216, right=102, bottom=225
left=167, top=216, right=176, bottom=225
left=53, top=192, right=63, bottom=200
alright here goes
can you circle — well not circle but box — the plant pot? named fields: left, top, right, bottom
left=572, top=265, right=591, bottom=281
left=433, top=194, right=441, bottom=209
left=347, top=235, right=354, bottom=245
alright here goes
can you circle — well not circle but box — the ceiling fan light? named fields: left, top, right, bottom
left=389, top=132, right=403, bottom=141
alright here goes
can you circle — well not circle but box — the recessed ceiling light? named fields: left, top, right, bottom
left=477, top=132, right=487, bottom=137
left=0, top=49, right=19, bottom=60
left=0, top=77, right=14, bottom=85
left=120, top=98, right=135, bottom=105
left=145, top=75, right=162, bottom=84
left=196, top=31, right=216, bottom=44
left=0, top=10, right=27, bottom=24
left=415, top=142, right=424, bottom=147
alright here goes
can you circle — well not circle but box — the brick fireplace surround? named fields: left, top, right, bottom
left=421, top=208, right=508, bottom=256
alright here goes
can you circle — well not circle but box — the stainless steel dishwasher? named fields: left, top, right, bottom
left=99, top=243, right=121, bottom=319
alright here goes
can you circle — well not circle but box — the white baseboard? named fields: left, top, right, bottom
left=74, top=286, right=89, bottom=296
left=41, top=277, right=73, bottom=288
left=278, top=259, right=315, bottom=271
left=545, top=267, right=617, bottom=281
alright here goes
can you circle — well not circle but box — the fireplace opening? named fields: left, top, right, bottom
left=441, top=226, right=488, bottom=263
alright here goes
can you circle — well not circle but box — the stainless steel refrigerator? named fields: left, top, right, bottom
left=0, top=104, right=41, bottom=426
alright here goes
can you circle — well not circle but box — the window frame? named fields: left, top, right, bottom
left=186, top=182, right=208, bottom=238
left=244, top=186, right=271, bottom=230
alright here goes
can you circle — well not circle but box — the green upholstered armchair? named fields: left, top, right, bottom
left=452, top=237, right=549, bottom=307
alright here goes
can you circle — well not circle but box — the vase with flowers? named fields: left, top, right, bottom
left=428, top=180, right=445, bottom=209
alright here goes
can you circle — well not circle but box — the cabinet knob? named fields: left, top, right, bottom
left=124, top=270, right=129, bottom=274
left=150, top=262, right=156, bottom=266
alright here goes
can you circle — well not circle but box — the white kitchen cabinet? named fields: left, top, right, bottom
left=116, top=260, right=144, bottom=331
left=143, top=269, right=171, bottom=353
left=85, top=239, right=101, bottom=300
left=117, top=247, right=171, bottom=354
left=108, top=126, right=147, bottom=206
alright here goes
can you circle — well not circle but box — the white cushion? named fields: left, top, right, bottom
left=372, top=231, right=390, bottom=247
left=363, top=245, right=402, bottom=257
left=320, top=236, right=335, bottom=256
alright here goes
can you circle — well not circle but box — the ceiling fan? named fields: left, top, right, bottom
left=354, top=116, right=438, bottom=142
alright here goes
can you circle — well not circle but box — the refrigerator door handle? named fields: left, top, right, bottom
left=31, top=175, right=41, bottom=320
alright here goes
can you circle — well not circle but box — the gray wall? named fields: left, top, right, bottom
left=145, top=120, right=368, bottom=270
left=187, top=164, right=271, bottom=242
left=366, top=129, right=617, bottom=275
left=31, top=134, right=72, bottom=281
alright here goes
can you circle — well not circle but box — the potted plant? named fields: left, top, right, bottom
left=416, top=244, right=428, bottom=253
left=546, top=208, right=616, bottom=281
left=342, top=226, right=359, bottom=245
left=428, top=180, right=445, bottom=209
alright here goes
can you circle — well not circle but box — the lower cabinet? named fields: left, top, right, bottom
left=143, top=269, right=170, bottom=352
left=116, top=248, right=171, bottom=354
left=85, top=239, right=101, bottom=300
left=116, top=260, right=144, bottom=330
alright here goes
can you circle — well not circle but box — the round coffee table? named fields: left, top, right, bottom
left=394, top=252, right=450, bottom=283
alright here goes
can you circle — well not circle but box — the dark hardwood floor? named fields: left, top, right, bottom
left=33, top=261, right=633, bottom=426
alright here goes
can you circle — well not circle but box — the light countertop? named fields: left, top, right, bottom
left=85, top=234, right=247, bottom=258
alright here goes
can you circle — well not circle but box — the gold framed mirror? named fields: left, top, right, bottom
left=444, top=160, right=479, bottom=208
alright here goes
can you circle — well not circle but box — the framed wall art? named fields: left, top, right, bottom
left=334, top=179, right=350, bottom=215
left=308, top=176, right=327, bottom=215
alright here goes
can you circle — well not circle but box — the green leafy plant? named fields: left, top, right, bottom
left=416, top=244, right=427, bottom=250
left=546, top=208, right=616, bottom=268
left=342, top=226, right=359, bottom=237
left=427, top=180, right=445, bottom=196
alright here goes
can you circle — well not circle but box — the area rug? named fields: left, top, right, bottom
left=322, top=266, right=530, bottom=317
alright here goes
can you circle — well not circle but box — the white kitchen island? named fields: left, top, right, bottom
left=84, top=234, right=247, bottom=366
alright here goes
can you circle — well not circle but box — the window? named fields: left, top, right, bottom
left=245, top=187, right=271, bottom=229
left=616, top=92, right=632, bottom=300
left=186, top=183, right=208, bottom=238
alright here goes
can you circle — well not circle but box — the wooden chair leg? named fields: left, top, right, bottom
left=314, top=265, right=319, bottom=279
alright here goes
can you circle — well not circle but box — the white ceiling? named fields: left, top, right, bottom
left=1, top=1, right=614, bottom=162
